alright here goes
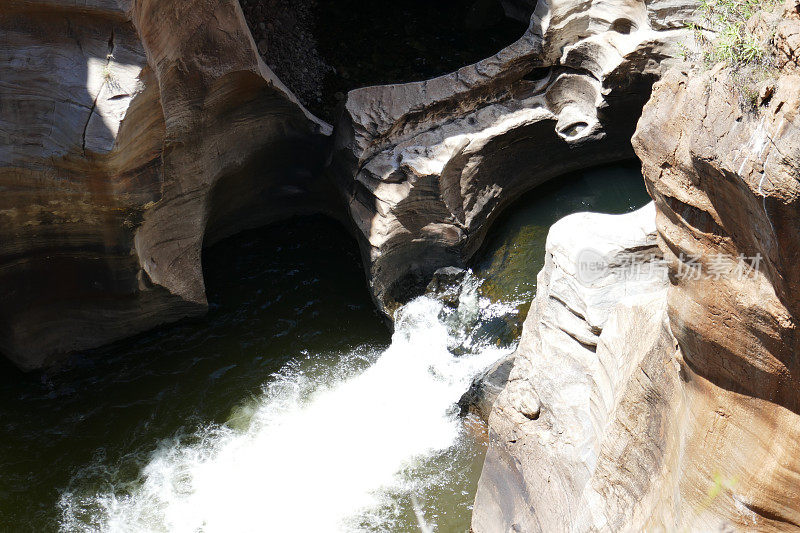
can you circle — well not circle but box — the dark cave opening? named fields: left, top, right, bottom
left=239, top=0, right=529, bottom=120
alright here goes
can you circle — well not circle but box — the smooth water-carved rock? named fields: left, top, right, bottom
left=1, top=0, right=694, bottom=368
left=331, top=0, right=695, bottom=315
left=0, top=0, right=330, bottom=369
left=472, top=204, right=678, bottom=532
left=475, top=5, right=800, bottom=529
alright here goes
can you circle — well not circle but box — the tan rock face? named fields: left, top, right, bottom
left=633, top=59, right=800, bottom=528
left=330, top=0, right=697, bottom=315
left=775, top=2, right=800, bottom=72
left=473, top=6, right=800, bottom=530
left=0, top=0, right=330, bottom=369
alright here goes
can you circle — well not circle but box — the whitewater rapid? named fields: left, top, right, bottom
left=59, top=290, right=513, bottom=532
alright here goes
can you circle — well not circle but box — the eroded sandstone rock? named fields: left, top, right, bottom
left=472, top=203, right=677, bottom=532
left=629, top=32, right=800, bottom=527
left=330, top=0, right=696, bottom=316
left=475, top=4, right=800, bottom=529
left=0, top=0, right=330, bottom=369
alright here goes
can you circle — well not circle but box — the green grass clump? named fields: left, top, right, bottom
left=685, top=0, right=782, bottom=107
left=691, top=0, right=772, bottom=65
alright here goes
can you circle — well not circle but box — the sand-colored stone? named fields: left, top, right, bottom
left=0, top=0, right=330, bottom=369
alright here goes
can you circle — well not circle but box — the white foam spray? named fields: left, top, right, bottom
left=59, top=293, right=510, bottom=532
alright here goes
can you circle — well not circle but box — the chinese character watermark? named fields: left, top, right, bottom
left=574, top=249, right=763, bottom=285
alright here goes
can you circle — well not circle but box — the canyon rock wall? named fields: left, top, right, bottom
left=0, top=0, right=330, bottom=369
left=330, top=0, right=695, bottom=314
left=630, top=17, right=800, bottom=526
left=6, top=0, right=800, bottom=528
left=1, top=0, right=698, bottom=369
left=475, top=4, right=800, bottom=530
left=472, top=204, right=683, bottom=532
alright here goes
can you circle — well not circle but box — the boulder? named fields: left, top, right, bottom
left=458, top=352, right=516, bottom=420
left=425, top=266, right=469, bottom=308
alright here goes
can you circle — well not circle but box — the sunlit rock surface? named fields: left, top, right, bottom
left=472, top=204, right=680, bottom=531
left=475, top=4, right=800, bottom=530
left=330, top=0, right=696, bottom=314
left=0, top=0, right=330, bottom=369
left=628, top=8, right=800, bottom=525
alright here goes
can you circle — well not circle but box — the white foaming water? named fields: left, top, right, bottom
left=59, top=295, right=509, bottom=532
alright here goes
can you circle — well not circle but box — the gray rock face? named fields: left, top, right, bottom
left=330, top=0, right=696, bottom=315
left=472, top=203, right=681, bottom=531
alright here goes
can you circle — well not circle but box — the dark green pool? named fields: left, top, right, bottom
left=0, top=162, right=649, bottom=532
left=0, top=219, right=389, bottom=530
left=472, top=160, right=652, bottom=332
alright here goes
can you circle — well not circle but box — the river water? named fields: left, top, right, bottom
left=0, top=163, right=649, bottom=532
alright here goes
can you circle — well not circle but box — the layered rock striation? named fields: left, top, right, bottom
left=630, top=17, right=800, bottom=525
left=0, top=0, right=330, bottom=369
left=474, top=4, right=800, bottom=530
left=330, top=0, right=695, bottom=314
left=472, top=204, right=679, bottom=532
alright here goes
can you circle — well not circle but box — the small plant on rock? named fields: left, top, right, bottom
left=687, top=0, right=782, bottom=108
left=692, top=0, right=765, bottom=64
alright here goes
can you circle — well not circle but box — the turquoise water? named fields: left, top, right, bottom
left=471, top=161, right=652, bottom=332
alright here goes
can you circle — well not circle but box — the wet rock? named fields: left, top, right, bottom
left=458, top=353, right=515, bottom=420
left=425, top=267, right=469, bottom=308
